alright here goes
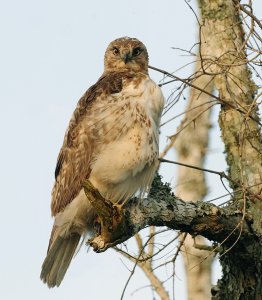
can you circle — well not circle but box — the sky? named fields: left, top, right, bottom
left=0, top=1, right=261, bottom=300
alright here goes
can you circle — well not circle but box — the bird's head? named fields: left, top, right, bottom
left=104, top=37, right=149, bottom=74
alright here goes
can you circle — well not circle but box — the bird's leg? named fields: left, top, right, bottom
left=83, top=180, right=128, bottom=252
left=83, top=180, right=114, bottom=230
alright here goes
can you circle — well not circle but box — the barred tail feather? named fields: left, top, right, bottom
left=40, top=233, right=81, bottom=288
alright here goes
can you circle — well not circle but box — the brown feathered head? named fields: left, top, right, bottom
left=104, top=37, right=149, bottom=73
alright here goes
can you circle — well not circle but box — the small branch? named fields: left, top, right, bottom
left=160, top=158, right=262, bottom=201
left=147, top=226, right=155, bottom=259
left=139, top=264, right=170, bottom=300
left=159, top=158, right=229, bottom=179
left=117, top=231, right=170, bottom=300
left=240, top=4, right=262, bottom=30
left=173, top=233, right=187, bottom=264
left=149, top=65, right=262, bottom=126
left=135, top=233, right=145, bottom=258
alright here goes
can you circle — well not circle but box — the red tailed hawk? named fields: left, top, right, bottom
left=40, top=37, right=164, bottom=287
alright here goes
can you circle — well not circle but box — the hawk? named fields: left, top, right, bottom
left=40, top=37, right=164, bottom=287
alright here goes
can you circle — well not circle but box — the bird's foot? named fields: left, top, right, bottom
left=84, top=180, right=128, bottom=252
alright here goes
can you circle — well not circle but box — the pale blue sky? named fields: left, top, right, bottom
left=0, top=1, right=261, bottom=299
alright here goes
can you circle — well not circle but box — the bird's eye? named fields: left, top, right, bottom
left=112, top=47, right=119, bottom=55
left=133, top=47, right=142, bottom=56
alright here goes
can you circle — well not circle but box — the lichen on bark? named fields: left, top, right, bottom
left=198, top=0, right=262, bottom=299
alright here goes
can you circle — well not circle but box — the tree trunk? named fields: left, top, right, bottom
left=199, top=0, right=262, bottom=298
left=176, top=59, right=214, bottom=300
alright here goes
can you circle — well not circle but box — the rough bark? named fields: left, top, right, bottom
left=199, top=0, right=262, bottom=299
left=84, top=171, right=261, bottom=300
left=199, top=0, right=262, bottom=212
left=83, top=176, right=253, bottom=252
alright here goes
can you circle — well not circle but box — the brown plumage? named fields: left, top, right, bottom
left=40, top=37, right=164, bottom=287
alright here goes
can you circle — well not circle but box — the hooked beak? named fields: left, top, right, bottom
left=121, top=50, right=132, bottom=64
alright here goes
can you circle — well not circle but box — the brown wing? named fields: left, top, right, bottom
left=51, top=72, right=126, bottom=216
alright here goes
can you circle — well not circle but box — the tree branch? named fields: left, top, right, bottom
left=84, top=175, right=253, bottom=253
left=148, top=65, right=262, bottom=127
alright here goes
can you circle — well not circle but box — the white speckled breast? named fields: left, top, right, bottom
left=88, top=74, right=164, bottom=203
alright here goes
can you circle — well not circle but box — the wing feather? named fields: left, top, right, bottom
left=51, top=72, right=124, bottom=216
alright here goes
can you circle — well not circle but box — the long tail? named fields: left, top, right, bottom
left=40, top=233, right=81, bottom=288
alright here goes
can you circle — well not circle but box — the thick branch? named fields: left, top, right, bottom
left=84, top=176, right=253, bottom=253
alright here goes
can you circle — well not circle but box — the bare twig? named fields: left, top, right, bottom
left=149, top=65, right=262, bottom=126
